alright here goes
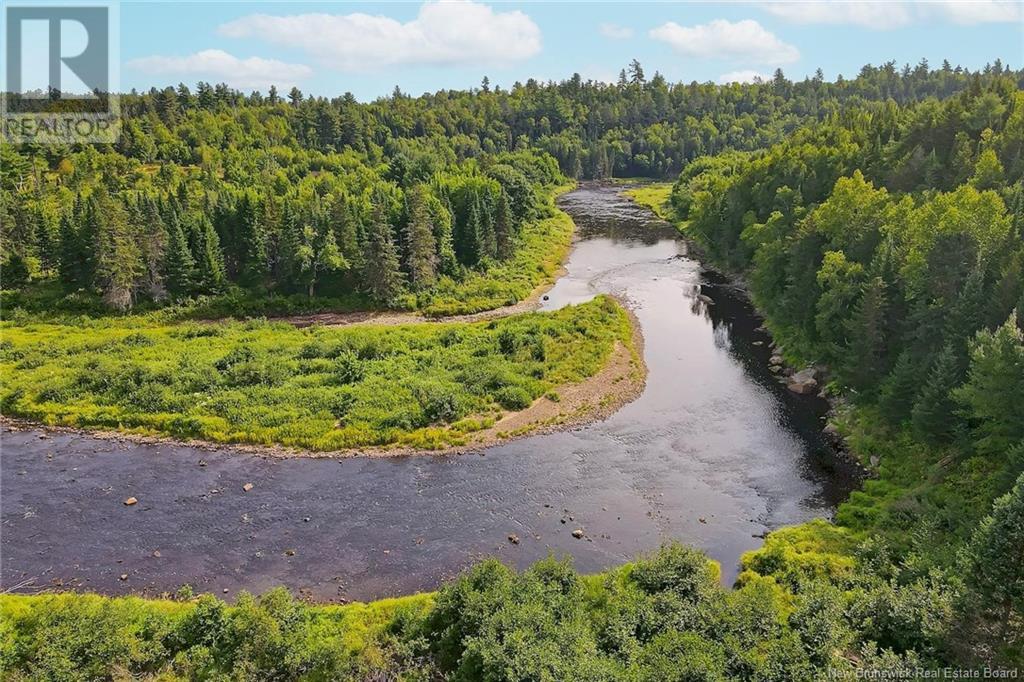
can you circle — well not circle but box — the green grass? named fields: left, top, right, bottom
left=622, top=183, right=674, bottom=221
left=0, top=295, right=632, bottom=451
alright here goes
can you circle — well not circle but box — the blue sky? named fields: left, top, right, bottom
left=116, top=1, right=1024, bottom=100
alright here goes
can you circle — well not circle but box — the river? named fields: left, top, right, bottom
left=0, top=184, right=856, bottom=601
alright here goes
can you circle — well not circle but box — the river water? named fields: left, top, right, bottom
left=0, top=185, right=856, bottom=601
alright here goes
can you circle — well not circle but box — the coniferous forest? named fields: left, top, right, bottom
left=2, top=58, right=1024, bottom=679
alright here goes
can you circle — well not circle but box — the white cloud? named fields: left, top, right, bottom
left=217, top=0, right=541, bottom=72
left=931, top=0, right=1022, bottom=25
left=128, top=49, right=312, bottom=90
left=650, top=19, right=799, bottom=65
left=757, top=1, right=1021, bottom=28
left=757, top=2, right=913, bottom=29
left=718, top=69, right=772, bottom=84
left=599, top=22, right=634, bottom=40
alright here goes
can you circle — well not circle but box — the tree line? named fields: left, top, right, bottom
left=672, top=74, right=1024, bottom=664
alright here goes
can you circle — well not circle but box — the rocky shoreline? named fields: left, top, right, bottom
left=625, top=188, right=870, bottom=482
left=758, top=326, right=870, bottom=479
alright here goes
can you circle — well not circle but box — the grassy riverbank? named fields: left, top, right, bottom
left=1, top=295, right=633, bottom=452
left=621, top=183, right=674, bottom=221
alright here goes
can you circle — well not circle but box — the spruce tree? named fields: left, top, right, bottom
left=879, top=350, right=924, bottom=424
left=911, top=344, right=963, bottom=443
left=58, top=213, right=82, bottom=288
left=954, top=312, right=1024, bottom=456
left=92, top=190, right=142, bottom=311
left=844, top=276, right=889, bottom=391
left=361, top=205, right=405, bottom=304
left=136, top=197, right=167, bottom=301
left=3, top=253, right=30, bottom=288
left=961, top=473, right=1024, bottom=650
left=463, top=200, right=483, bottom=266
left=235, top=192, right=268, bottom=287
left=432, top=199, right=457, bottom=276
left=164, top=212, right=196, bottom=297
left=331, top=195, right=362, bottom=277
left=404, top=186, right=438, bottom=290
left=194, top=214, right=227, bottom=293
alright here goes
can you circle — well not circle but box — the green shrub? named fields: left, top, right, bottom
left=495, top=385, right=533, bottom=410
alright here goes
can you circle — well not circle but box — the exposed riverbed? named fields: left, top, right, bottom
left=0, top=184, right=857, bottom=601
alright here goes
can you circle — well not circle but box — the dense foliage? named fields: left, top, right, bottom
left=3, top=60, right=1024, bottom=679
left=0, top=296, right=632, bottom=450
left=660, top=72, right=1024, bottom=668
left=4, top=59, right=1021, bottom=314
left=0, top=541, right=945, bottom=681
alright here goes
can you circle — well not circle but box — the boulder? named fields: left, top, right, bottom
left=787, top=368, right=819, bottom=395
left=572, top=529, right=584, bottom=539
left=769, top=354, right=784, bottom=366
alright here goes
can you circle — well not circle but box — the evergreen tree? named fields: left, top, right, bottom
left=911, top=344, right=963, bottom=443
left=430, top=198, right=457, bottom=277
left=332, top=197, right=363, bottom=283
left=3, top=253, right=30, bottom=288
left=879, top=350, right=924, bottom=423
left=404, top=186, right=438, bottom=290
left=361, top=205, right=405, bottom=304
left=193, top=214, right=227, bottom=293
left=844, top=276, right=889, bottom=390
left=137, top=197, right=167, bottom=301
left=58, top=213, right=83, bottom=288
left=236, top=192, right=268, bottom=286
left=91, top=190, right=142, bottom=311
left=954, top=312, right=1024, bottom=456
left=961, top=473, right=1024, bottom=654
left=164, top=212, right=196, bottom=297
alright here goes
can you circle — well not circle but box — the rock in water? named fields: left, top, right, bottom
left=787, top=368, right=819, bottom=395
left=123, top=497, right=137, bottom=506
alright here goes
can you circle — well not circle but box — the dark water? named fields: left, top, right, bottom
left=0, top=185, right=856, bottom=601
